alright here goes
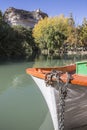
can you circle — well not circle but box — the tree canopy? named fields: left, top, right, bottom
left=33, top=15, right=69, bottom=51
left=33, top=14, right=87, bottom=52
left=0, top=17, right=36, bottom=58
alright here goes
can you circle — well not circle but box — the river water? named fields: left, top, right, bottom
left=0, top=54, right=87, bottom=130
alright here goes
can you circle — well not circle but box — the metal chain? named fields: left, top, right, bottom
left=45, top=70, right=71, bottom=130
left=57, top=76, right=66, bottom=130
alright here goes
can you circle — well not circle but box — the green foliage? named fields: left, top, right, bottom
left=0, top=23, right=36, bottom=58
left=82, top=17, right=87, bottom=26
left=0, top=10, right=3, bottom=22
left=33, top=16, right=68, bottom=50
left=0, top=10, right=36, bottom=58
left=80, top=20, right=87, bottom=46
left=43, top=26, right=66, bottom=49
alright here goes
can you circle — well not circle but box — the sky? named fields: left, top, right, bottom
left=0, top=0, right=87, bottom=25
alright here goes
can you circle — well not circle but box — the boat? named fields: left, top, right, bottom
left=26, top=61, right=87, bottom=130
left=26, top=61, right=87, bottom=87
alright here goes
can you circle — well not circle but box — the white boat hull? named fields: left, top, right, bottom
left=31, top=76, right=59, bottom=130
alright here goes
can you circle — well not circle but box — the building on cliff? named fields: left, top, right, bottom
left=4, top=7, right=48, bottom=28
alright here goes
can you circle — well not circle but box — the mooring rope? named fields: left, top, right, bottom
left=45, top=70, right=72, bottom=130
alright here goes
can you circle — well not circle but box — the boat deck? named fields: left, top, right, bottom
left=54, top=84, right=87, bottom=130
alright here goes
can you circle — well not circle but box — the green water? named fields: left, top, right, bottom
left=0, top=55, right=87, bottom=130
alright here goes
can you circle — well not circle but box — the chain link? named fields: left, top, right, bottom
left=45, top=70, right=71, bottom=130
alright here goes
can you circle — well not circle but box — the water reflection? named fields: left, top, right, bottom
left=33, top=54, right=87, bottom=68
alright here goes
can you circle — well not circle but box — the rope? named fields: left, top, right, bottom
left=45, top=70, right=72, bottom=130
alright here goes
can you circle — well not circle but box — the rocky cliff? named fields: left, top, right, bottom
left=4, top=7, right=48, bottom=28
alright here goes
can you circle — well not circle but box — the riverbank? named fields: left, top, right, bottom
left=68, top=50, right=87, bottom=55
left=41, top=49, right=87, bottom=56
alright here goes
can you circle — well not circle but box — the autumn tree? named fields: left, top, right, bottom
left=65, top=13, right=79, bottom=50
left=80, top=18, right=87, bottom=48
left=82, top=17, right=87, bottom=26
left=68, top=13, right=75, bottom=27
left=33, top=15, right=69, bottom=53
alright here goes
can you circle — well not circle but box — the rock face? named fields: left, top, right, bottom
left=4, top=7, right=48, bottom=28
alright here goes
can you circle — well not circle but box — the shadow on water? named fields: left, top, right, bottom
left=0, top=52, right=37, bottom=65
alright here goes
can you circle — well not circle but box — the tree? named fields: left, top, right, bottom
left=68, top=13, right=75, bottom=27
left=65, top=13, right=80, bottom=49
left=0, top=23, right=36, bottom=57
left=0, top=10, right=3, bottom=23
left=80, top=19, right=87, bottom=47
left=33, top=16, right=68, bottom=52
left=82, top=17, right=87, bottom=27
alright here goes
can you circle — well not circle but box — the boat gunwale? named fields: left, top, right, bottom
left=26, top=64, right=76, bottom=79
left=26, top=64, right=87, bottom=87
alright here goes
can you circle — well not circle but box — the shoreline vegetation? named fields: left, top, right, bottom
left=0, top=8, right=87, bottom=60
